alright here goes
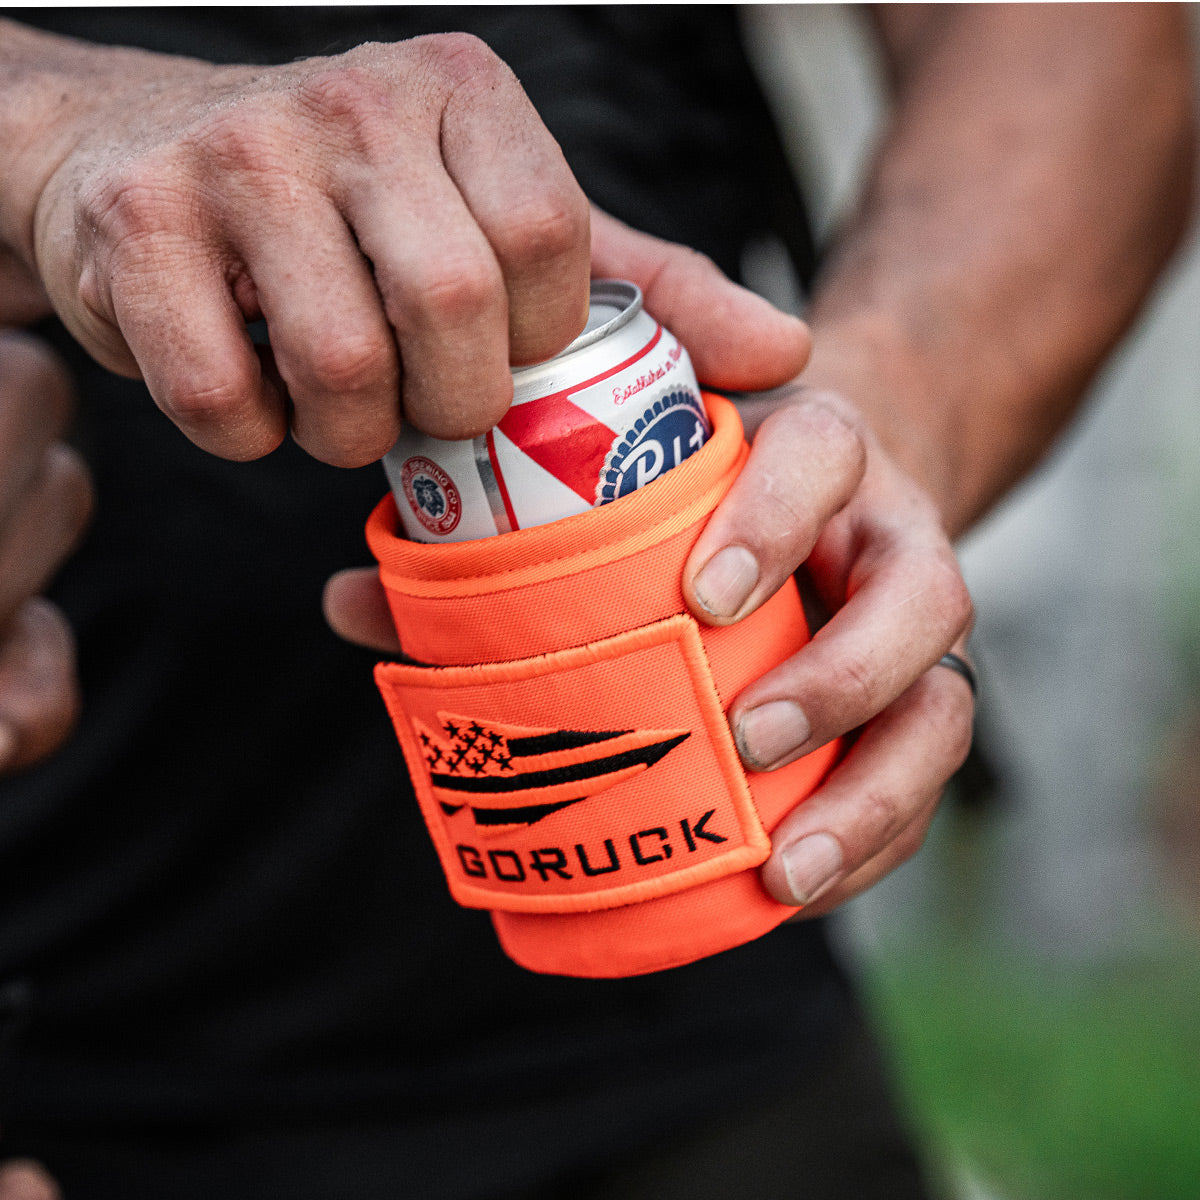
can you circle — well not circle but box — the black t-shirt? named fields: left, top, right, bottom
left=0, top=7, right=847, bottom=1194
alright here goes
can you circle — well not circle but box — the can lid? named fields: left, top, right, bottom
left=516, top=279, right=642, bottom=377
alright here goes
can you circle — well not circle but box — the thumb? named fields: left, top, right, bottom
left=323, top=568, right=402, bottom=655
left=589, top=207, right=810, bottom=391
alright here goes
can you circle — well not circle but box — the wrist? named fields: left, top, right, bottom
left=0, top=23, right=91, bottom=262
left=799, top=310, right=968, bottom=532
left=0, top=21, right=204, bottom=268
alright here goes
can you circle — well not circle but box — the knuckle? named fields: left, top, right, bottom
left=417, top=31, right=509, bottom=90
left=80, top=177, right=205, bottom=308
left=291, top=330, right=393, bottom=399
left=856, top=785, right=906, bottom=846
left=730, top=458, right=817, bottom=554
left=159, top=371, right=248, bottom=430
left=297, top=62, right=388, bottom=117
left=190, top=103, right=291, bottom=179
left=82, top=167, right=184, bottom=247
left=747, top=403, right=867, bottom=544
left=490, top=189, right=590, bottom=271
left=665, top=244, right=721, bottom=282
left=774, top=392, right=865, bottom=464
left=914, top=666, right=976, bottom=769
left=294, top=65, right=398, bottom=160
left=895, top=481, right=952, bottom=547
left=825, top=650, right=881, bottom=721
left=924, top=547, right=974, bottom=638
left=408, top=258, right=503, bottom=331
left=750, top=486, right=812, bottom=553
left=649, top=246, right=725, bottom=316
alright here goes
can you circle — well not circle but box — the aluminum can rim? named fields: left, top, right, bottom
left=512, top=279, right=643, bottom=382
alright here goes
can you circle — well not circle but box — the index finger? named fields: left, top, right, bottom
left=682, top=391, right=866, bottom=626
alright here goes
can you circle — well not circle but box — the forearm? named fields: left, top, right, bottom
left=803, top=3, right=1195, bottom=537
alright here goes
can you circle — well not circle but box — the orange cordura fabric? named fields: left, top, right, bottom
left=368, top=394, right=842, bottom=977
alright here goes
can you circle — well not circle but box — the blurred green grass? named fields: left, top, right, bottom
left=862, top=930, right=1200, bottom=1200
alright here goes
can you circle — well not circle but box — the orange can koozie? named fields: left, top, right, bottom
left=367, top=393, right=841, bottom=977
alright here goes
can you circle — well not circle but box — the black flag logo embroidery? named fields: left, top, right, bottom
left=414, top=713, right=690, bottom=834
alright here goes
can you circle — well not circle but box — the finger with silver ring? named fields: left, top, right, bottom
left=936, top=651, right=977, bottom=697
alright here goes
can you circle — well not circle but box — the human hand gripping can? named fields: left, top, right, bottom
left=368, top=280, right=842, bottom=977
left=383, top=280, right=709, bottom=541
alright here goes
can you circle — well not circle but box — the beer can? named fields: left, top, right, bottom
left=383, top=280, right=710, bottom=543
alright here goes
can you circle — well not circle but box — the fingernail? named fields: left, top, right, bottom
left=692, top=545, right=758, bottom=620
left=781, top=833, right=843, bottom=906
left=736, top=700, right=811, bottom=770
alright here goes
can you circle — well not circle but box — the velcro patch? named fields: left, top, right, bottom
left=375, top=615, right=770, bottom=914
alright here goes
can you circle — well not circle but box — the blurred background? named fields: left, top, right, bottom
left=741, top=6, right=1200, bottom=1199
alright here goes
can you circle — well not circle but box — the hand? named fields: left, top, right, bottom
left=600, top=212, right=973, bottom=914
left=0, top=1161, right=59, bottom=1200
left=682, top=385, right=974, bottom=915
left=326, top=212, right=973, bottom=916
left=2, top=27, right=591, bottom=465
left=0, top=330, right=93, bottom=773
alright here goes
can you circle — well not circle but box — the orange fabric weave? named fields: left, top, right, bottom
left=368, top=394, right=841, bottom=977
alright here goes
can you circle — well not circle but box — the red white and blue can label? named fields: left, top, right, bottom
left=383, top=280, right=708, bottom=543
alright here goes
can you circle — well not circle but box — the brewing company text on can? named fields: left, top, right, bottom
left=383, top=280, right=709, bottom=543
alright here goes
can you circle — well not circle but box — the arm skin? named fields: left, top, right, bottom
left=812, top=3, right=1197, bottom=535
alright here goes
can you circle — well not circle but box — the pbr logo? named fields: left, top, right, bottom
left=598, top=388, right=711, bottom=504
left=399, top=455, right=462, bottom=537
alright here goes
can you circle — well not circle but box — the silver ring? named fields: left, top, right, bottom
left=937, top=652, right=977, bottom=697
